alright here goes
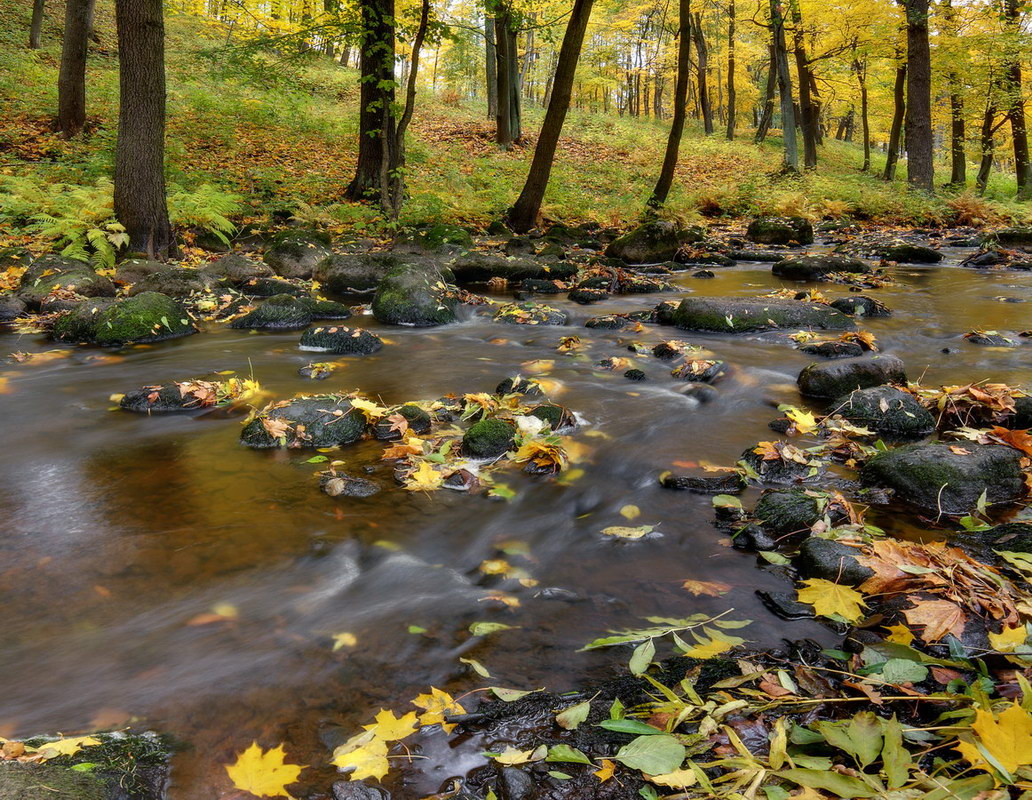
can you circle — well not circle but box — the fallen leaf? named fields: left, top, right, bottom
left=362, top=709, right=418, bottom=742
left=903, top=599, right=967, bottom=644
left=797, top=579, right=866, bottom=623
left=331, top=734, right=389, bottom=782
left=33, top=736, right=102, bottom=760
left=681, top=579, right=732, bottom=597
left=412, top=687, right=465, bottom=733
left=225, top=742, right=303, bottom=798
left=956, top=702, right=1032, bottom=775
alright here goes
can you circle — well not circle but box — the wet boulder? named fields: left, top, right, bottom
left=200, top=253, right=273, bottom=285
left=264, top=230, right=333, bottom=279
left=0, top=295, right=27, bottom=322
left=672, top=297, right=854, bottom=333
left=671, top=358, right=727, bottom=384
left=965, top=330, right=1018, bottom=347
left=673, top=250, right=736, bottom=268
left=661, top=471, right=745, bottom=494
left=604, top=221, right=704, bottom=264
left=879, top=243, right=943, bottom=263
left=127, top=267, right=223, bottom=298
left=830, top=296, right=890, bottom=317
left=230, top=294, right=339, bottom=330
left=992, top=227, right=1032, bottom=247
left=796, top=538, right=873, bottom=587
left=18, top=259, right=116, bottom=308
left=113, top=257, right=164, bottom=285
left=528, top=403, right=575, bottom=431
left=241, top=395, right=367, bottom=448
left=739, top=445, right=828, bottom=484
left=496, top=376, right=545, bottom=397
left=520, top=278, right=565, bottom=294
left=568, top=288, right=609, bottom=304
left=394, top=223, right=472, bottom=254
left=373, top=404, right=432, bottom=440
left=746, top=216, right=814, bottom=246
left=798, top=340, right=864, bottom=359
left=463, top=418, right=516, bottom=458
left=772, top=255, right=870, bottom=280
left=120, top=384, right=202, bottom=413
left=372, top=263, right=459, bottom=326
left=797, top=354, right=906, bottom=398
left=313, top=253, right=401, bottom=295
left=828, top=386, right=934, bottom=438
left=299, top=325, right=382, bottom=355
left=584, top=314, right=631, bottom=329
left=448, top=253, right=577, bottom=283
left=493, top=301, right=568, bottom=326
left=860, top=443, right=1027, bottom=515
left=754, top=489, right=822, bottom=536
left=321, top=473, right=381, bottom=498
left=52, top=292, right=196, bottom=346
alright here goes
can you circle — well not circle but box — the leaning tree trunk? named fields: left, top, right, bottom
left=113, top=0, right=174, bottom=259
left=754, top=43, right=776, bottom=143
left=901, top=0, right=933, bottom=192
left=692, top=13, right=713, bottom=135
left=976, top=93, right=998, bottom=195
left=883, top=53, right=906, bottom=181
left=853, top=57, right=871, bottom=172
left=648, top=0, right=692, bottom=210
left=29, top=0, right=46, bottom=49
left=769, top=0, right=798, bottom=171
left=345, top=0, right=396, bottom=200
left=788, top=0, right=817, bottom=168
left=725, top=0, right=736, bottom=140
left=1004, top=0, right=1031, bottom=199
left=506, top=0, right=596, bottom=232
left=57, top=0, right=91, bottom=137
left=485, top=16, right=498, bottom=119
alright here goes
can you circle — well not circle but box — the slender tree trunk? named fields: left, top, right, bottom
left=941, top=0, right=966, bottom=187
left=507, top=0, right=596, bottom=232
left=113, top=0, right=174, bottom=260
left=345, top=0, right=396, bottom=200
left=648, top=0, right=691, bottom=210
left=485, top=16, right=498, bottom=119
left=789, top=0, right=817, bottom=168
left=725, top=0, right=736, bottom=140
left=883, top=54, right=906, bottom=180
left=853, top=57, right=871, bottom=171
left=901, top=0, right=933, bottom=192
left=57, top=0, right=91, bottom=137
left=976, top=93, right=998, bottom=195
left=692, top=13, right=713, bottom=134
left=754, top=43, right=776, bottom=143
left=29, top=0, right=46, bottom=49
left=770, top=0, right=798, bottom=171
left=1004, top=0, right=1031, bottom=199
left=339, top=45, right=350, bottom=66
left=494, top=4, right=514, bottom=147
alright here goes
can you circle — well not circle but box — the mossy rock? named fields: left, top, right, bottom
left=241, top=395, right=366, bottom=448
left=521, top=278, right=565, bottom=294
left=746, top=216, right=814, bottom=246
left=463, top=418, right=516, bottom=458
left=585, top=314, right=631, bottom=329
left=661, top=471, right=745, bottom=493
left=496, top=375, right=545, bottom=396
left=772, top=255, right=870, bottom=280
left=372, top=263, right=459, bottom=327
left=798, top=340, right=864, bottom=359
left=672, top=297, right=854, bottom=333
left=52, top=292, right=195, bottom=346
left=829, top=386, right=934, bottom=438
left=860, top=443, right=1026, bottom=515
left=264, top=231, right=333, bottom=279
left=230, top=294, right=317, bottom=330
left=568, top=288, right=609, bottom=304
left=529, top=403, right=575, bottom=431
left=503, top=236, right=537, bottom=256
left=829, top=296, right=890, bottom=317
left=299, top=325, right=382, bottom=355
left=739, top=446, right=828, bottom=485
left=373, top=404, right=432, bottom=440
left=237, top=276, right=309, bottom=297
left=993, top=227, right=1032, bottom=247
left=304, top=298, right=353, bottom=319
left=21, top=253, right=87, bottom=282
left=113, top=258, right=165, bottom=285
left=795, top=538, right=873, bottom=586
left=313, top=253, right=401, bottom=295
left=604, top=221, right=705, bottom=264
left=797, top=354, right=906, bottom=398
left=200, top=253, right=274, bottom=284
left=879, top=243, right=943, bottom=263
left=121, top=385, right=199, bottom=413
left=18, top=263, right=116, bottom=308
left=127, top=267, right=223, bottom=298
left=754, top=489, right=821, bottom=535
left=395, top=223, right=473, bottom=254
left=493, top=302, right=568, bottom=326
left=673, top=251, right=736, bottom=268
left=448, top=253, right=577, bottom=283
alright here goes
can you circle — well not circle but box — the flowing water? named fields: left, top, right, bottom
left=1, top=240, right=1031, bottom=796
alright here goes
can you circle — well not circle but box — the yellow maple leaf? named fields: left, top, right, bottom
left=412, top=687, right=465, bottom=733
left=350, top=398, right=388, bottom=420
left=331, top=734, right=389, bottom=782
left=362, top=709, right=418, bottom=742
left=682, top=636, right=735, bottom=659
left=783, top=406, right=818, bottom=434
left=988, top=625, right=1027, bottom=653
left=956, top=702, right=1032, bottom=776
left=884, top=623, right=915, bottom=646
left=225, top=742, right=303, bottom=799
left=797, top=579, right=866, bottom=623
left=594, top=758, right=616, bottom=782
left=405, top=461, right=443, bottom=492
left=646, top=768, right=698, bottom=788
left=33, top=735, right=102, bottom=760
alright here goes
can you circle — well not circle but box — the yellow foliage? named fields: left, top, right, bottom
left=225, top=742, right=303, bottom=799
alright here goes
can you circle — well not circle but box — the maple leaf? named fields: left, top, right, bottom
left=412, top=687, right=465, bottom=733
left=796, top=579, right=867, bottom=623
left=681, top=579, right=732, bottom=597
left=988, top=625, right=1027, bottom=653
left=405, top=460, right=444, bottom=492
left=956, top=702, right=1032, bottom=776
left=884, top=623, right=915, bottom=646
left=331, top=734, right=389, bottom=781
left=385, top=413, right=409, bottom=435
left=33, top=736, right=102, bottom=760
left=261, top=416, right=292, bottom=440
left=782, top=406, right=818, bottom=434
left=225, top=742, right=303, bottom=799
left=903, top=599, right=966, bottom=643
left=362, top=709, right=418, bottom=742
left=350, top=398, right=387, bottom=420
left=594, top=758, right=616, bottom=782
left=991, top=426, right=1032, bottom=457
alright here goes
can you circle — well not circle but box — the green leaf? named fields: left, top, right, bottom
left=776, top=768, right=879, bottom=798
left=613, top=734, right=686, bottom=775
left=712, top=494, right=742, bottom=509
left=489, top=686, right=542, bottom=702
left=758, top=550, right=790, bottom=565
left=459, top=656, right=490, bottom=677
left=555, top=700, right=591, bottom=731
left=880, top=658, right=929, bottom=685
left=813, top=712, right=882, bottom=768
left=629, top=639, right=655, bottom=676
left=547, top=771, right=572, bottom=780
left=638, top=787, right=659, bottom=800
left=305, top=455, right=330, bottom=463
left=469, top=621, right=517, bottom=636
left=599, top=719, right=665, bottom=735
left=70, top=763, right=97, bottom=773
left=545, top=745, right=592, bottom=765
left=408, top=625, right=427, bottom=634
left=881, top=716, right=910, bottom=789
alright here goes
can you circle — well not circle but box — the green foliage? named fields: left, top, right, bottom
left=168, top=183, right=242, bottom=243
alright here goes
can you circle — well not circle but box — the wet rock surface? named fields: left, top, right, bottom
left=797, top=354, right=906, bottom=398
left=672, top=296, right=855, bottom=333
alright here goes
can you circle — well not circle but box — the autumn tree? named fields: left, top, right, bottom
left=899, top=0, right=933, bottom=192
left=57, top=0, right=92, bottom=137
left=769, top=0, right=798, bottom=171
left=648, top=0, right=691, bottom=209
left=1003, top=0, right=1031, bottom=200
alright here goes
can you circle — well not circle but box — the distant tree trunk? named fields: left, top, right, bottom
left=769, top=0, right=798, bottom=171
left=942, top=0, right=966, bottom=187
left=692, top=13, right=713, bottom=135
left=57, top=0, right=91, bottom=137
left=113, top=0, right=174, bottom=260
left=345, top=0, right=396, bottom=200
left=883, top=54, right=906, bottom=180
left=507, top=0, right=595, bottom=232
left=648, top=0, right=692, bottom=210
left=494, top=4, right=514, bottom=147
left=853, top=57, right=871, bottom=171
left=725, top=0, right=736, bottom=140
left=754, top=43, right=776, bottom=143
left=339, top=45, right=350, bottom=66
left=788, top=0, right=817, bottom=168
left=29, top=0, right=46, bottom=49
left=1004, top=0, right=1031, bottom=199
left=901, top=0, right=933, bottom=192
left=485, top=16, right=498, bottom=119
left=976, top=93, right=998, bottom=195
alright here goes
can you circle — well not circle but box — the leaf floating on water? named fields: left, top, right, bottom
left=681, top=579, right=732, bottom=597
left=796, top=579, right=866, bottom=623
left=331, top=632, right=357, bottom=651
left=405, top=460, right=444, bottom=492
left=361, top=709, right=418, bottom=742
left=601, top=525, right=655, bottom=539
left=619, top=504, right=641, bottom=520
left=489, top=686, right=542, bottom=702
left=468, top=621, right=517, bottom=636
left=459, top=657, right=491, bottom=677
left=225, top=742, right=303, bottom=798
left=412, top=687, right=465, bottom=733
left=330, top=733, right=388, bottom=782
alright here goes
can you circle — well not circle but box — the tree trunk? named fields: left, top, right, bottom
left=725, top=0, right=735, bottom=140
left=345, top=0, right=396, bottom=200
left=1004, top=0, right=1031, bottom=199
left=507, top=0, right=596, bottom=232
left=113, top=0, right=174, bottom=260
left=691, top=13, right=713, bottom=135
left=976, top=92, right=998, bottom=195
left=769, top=0, right=798, bottom=171
left=754, top=43, right=776, bottom=143
left=485, top=16, right=498, bottom=119
left=883, top=54, right=906, bottom=180
left=853, top=57, right=871, bottom=171
left=941, top=0, right=965, bottom=187
left=29, top=0, right=46, bottom=49
left=494, top=4, right=514, bottom=147
left=901, top=0, right=933, bottom=192
left=648, top=0, right=691, bottom=210
left=57, top=0, right=91, bottom=137
left=788, top=0, right=817, bottom=168
left=339, top=45, right=350, bottom=66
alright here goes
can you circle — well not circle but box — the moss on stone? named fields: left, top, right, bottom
left=463, top=418, right=516, bottom=458
left=241, top=395, right=367, bottom=449
left=672, top=297, right=854, bottom=333
left=372, top=263, right=458, bottom=326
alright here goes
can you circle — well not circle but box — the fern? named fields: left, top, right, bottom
left=168, top=184, right=243, bottom=244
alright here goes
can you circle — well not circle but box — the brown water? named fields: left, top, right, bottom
left=1, top=244, right=1031, bottom=796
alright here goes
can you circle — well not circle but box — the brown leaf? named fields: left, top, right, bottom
left=903, top=599, right=967, bottom=643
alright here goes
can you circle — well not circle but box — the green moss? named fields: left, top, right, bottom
left=463, top=418, right=516, bottom=458
left=746, top=216, right=814, bottom=245
left=52, top=293, right=195, bottom=345
left=241, top=395, right=367, bottom=448
left=371, top=263, right=458, bottom=326
left=754, top=489, right=821, bottom=535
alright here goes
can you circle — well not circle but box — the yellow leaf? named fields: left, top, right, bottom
left=884, top=624, right=915, bottom=646
left=619, top=504, right=641, bottom=520
left=362, top=709, right=418, bottom=742
left=350, top=398, right=388, bottom=420
left=331, top=735, right=389, bottom=782
left=412, top=687, right=465, bottom=733
left=225, top=742, right=303, bottom=798
left=492, top=745, right=546, bottom=765
left=783, top=406, right=818, bottom=434
left=797, top=579, right=867, bottom=623
left=681, top=579, right=732, bottom=597
left=646, top=768, right=698, bottom=788
left=405, top=461, right=444, bottom=492
left=33, top=736, right=102, bottom=760
left=956, top=702, right=1032, bottom=776
left=331, top=632, right=357, bottom=651
left=601, top=525, right=655, bottom=539
left=989, top=625, right=1027, bottom=653
left=594, top=759, right=616, bottom=782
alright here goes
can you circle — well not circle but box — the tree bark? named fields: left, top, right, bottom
left=345, top=0, right=396, bottom=200
left=29, top=0, right=46, bottom=49
left=788, top=0, right=817, bottom=168
left=485, top=16, right=498, bottom=119
left=901, top=0, right=933, bottom=192
left=648, top=0, right=692, bottom=210
left=942, top=0, right=966, bottom=187
left=769, top=0, right=798, bottom=171
left=725, top=0, right=735, bottom=140
left=1004, top=0, right=1031, bottom=199
left=883, top=53, right=906, bottom=181
left=976, top=91, right=998, bottom=195
left=494, top=4, right=514, bottom=147
left=852, top=57, right=871, bottom=171
left=754, top=43, right=776, bottom=143
left=691, top=13, right=713, bottom=135
left=507, top=0, right=596, bottom=232
left=113, top=0, right=174, bottom=260
left=57, top=0, right=91, bottom=137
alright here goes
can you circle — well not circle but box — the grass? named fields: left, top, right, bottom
left=1, top=0, right=1030, bottom=249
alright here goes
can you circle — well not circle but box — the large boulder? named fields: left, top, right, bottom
left=299, top=325, right=382, bottom=355
left=230, top=294, right=351, bottom=330
left=394, top=223, right=473, bottom=254
left=604, top=221, right=704, bottom=264
left=264, top=230, right=333, bottom=279
left=797, top=354, right=906, bottom=399
left=372, top=263, right=460, bottom=326
left=772, top=255, right=871, bottom=280
left=994, top=227, right=1032, bottom=247
left=746, top=217, right=814, bottom=246
left=672, top=297, right=854, bottom=333
left=113, top=258, right=165, bottom=285
left=828, top=386, right=934, bottom=438
left=447, top=253, right=577, bottom=283
left=314, top=253, right=403, bottom=295
left=200, top=253, right=274, bottom=284
left=829, top=296, right=890, bottom=317
left=241, top=395, right=367, bottom=448
left=51, top=292, right=196, bottom=346
left=860, top=443, right=1027, bottom=515
left=18, top=258, right=116, bottom=308
left=126, top=267, right=223, bottom=298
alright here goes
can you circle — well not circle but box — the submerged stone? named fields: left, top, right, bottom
left=797, top=354, right=906, bottom=398
left=241, top=395, right=367, bottom=448
left=672, top=297, right=854, bottom=333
